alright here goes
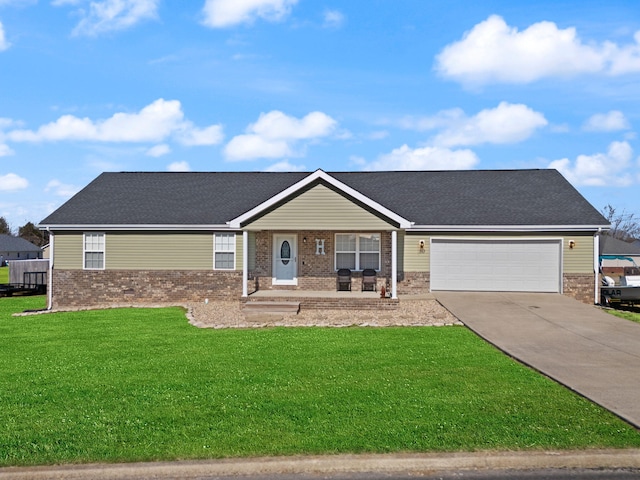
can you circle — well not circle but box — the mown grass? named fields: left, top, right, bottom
left=0, top=266, right=7, bottom=284
left=1, top=295, right=639, bottom=467
left=606, top=307, right=640, bottom=323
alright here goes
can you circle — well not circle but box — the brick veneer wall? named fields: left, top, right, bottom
left=563, top=273, right=595, bottom=304
left=250, top=230, right=392, bottom=291
left=52, top=269, right=242, bottom=308
left=397, top=272, right=430, bottom=294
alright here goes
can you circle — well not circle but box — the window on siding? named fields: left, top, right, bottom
left=214, top=233, right=235, bottom=270
left=84, top=232, right=105, bottom=270
left=335, top=233, right=380, bottom=271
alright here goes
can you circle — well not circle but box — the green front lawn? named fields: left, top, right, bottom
left=606, top=307, right=640, bottom=323
left=1, top=296, right=639, bottom=467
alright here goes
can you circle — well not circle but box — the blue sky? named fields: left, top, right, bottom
left=1, top=0, right=639, bottom=230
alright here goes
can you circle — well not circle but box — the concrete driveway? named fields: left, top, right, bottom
left=434, top=292, right=640, bottom=429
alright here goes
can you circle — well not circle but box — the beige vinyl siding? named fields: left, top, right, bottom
left=402, top=232, right=594, bottom=274
left=563, top=234, right=594, bottom=274
left=106, top=232, right=214, bottom=270
left=53, top=232, right=83, bottom=269
left=402, top=232, right=429, bottom=272
left=246, top=184, right=395, bottom=231
left=235, top=233, right=243, bottom=271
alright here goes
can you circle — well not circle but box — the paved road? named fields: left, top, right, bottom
left=434, top=292, right=640, bottom=428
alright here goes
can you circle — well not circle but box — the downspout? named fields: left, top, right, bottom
left=47, top=228, right=54, bottom=310
left=594, top=228, right=601, bottom=305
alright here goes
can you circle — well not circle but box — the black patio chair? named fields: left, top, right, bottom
left=336, top=268, right=352, bottom=291
left=361, top=268, right=377, bottom=292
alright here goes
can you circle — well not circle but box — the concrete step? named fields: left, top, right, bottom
left=242, top=301, right=300, bottom=315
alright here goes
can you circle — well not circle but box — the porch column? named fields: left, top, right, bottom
left=242, top=230, right=248, bottom=298
left=391, top=230, right=397, bottom=299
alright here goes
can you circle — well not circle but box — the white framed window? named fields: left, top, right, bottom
left=214, top=233, right=236, bottom=270
left=83, top=232, right=105, bottom=270
left=335, top=233, right=380, bottom=271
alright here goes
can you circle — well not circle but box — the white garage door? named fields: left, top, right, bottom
left=430, top=239, right=561, bottom=292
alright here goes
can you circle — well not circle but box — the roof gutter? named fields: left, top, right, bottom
left=408, top=224, right=611, bottom=233
left=37, top=224, right=235, bottom=231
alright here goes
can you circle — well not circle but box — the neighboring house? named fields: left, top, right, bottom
left=0, top=234, right=42, bottom=265
left=599, top=234, right=640, bottom=279
left=39, top=169, right=609, bottom=308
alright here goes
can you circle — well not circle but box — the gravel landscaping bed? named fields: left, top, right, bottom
left=188, top=297, right=462, bottom=329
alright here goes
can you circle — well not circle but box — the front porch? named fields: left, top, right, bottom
left=241, top=230, right=401, bottom=300
left=241, top=289, right=400, bottom=311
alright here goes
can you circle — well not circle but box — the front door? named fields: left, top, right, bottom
left=273, top=234, right=297, bottom=285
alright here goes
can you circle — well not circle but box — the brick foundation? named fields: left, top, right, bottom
left=397, top=272, right=430, bottom=294
left=52, top=269, right=242, bottom=308
left=563, top=273, right=596, bottom=304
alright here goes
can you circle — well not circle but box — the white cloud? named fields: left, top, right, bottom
left=176, top=124, right=224, bottom=146
left=6, top=98, right=224, bottom=147
left=405, top=102, right=547, bottom=147
left=63, top=0, right=159, bottom=37
left=365, top=145, right=479, bottom=171
left=201, top=0, right=298, bottom=28
left=0, top=21, right=10, bottom=51
left=146, top=144, right=171, bottom=157
left=225, top=134, right=292, bottom=160
left=435, top=15, right=640, bottom=86
left=167, top=161, right=190, bottom=172
left=0, top=144, right=14, bottom=156
left=45, top=179, right=80, bottom=197
left=224, top=110, right=337, bottom=161
left=0, top=173, right=28, bottom=191
left=549, top=141, right=635, bottom=187
left=323, top=9, right=344, bottom=28
left=583, top=110, right=630, bottom=132
left=263, top=160, right=306, bottom=172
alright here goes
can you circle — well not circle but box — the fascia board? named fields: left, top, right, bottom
left=408, top=224, right=611, bottom=232
left=37, top=224, right=236, bottom=231
left=228, top=169, right=413, bottom=229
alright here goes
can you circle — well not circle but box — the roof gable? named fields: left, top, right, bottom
left=242, top=183, right=401, bottom=230
left=229, top=169, right=412, bottom=229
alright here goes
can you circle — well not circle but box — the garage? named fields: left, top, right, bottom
left=430, top=238, right=562, bottom=293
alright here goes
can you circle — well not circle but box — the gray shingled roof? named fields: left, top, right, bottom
left=39, top=169, right=608, bottom=227
left=0, top=234, right=42, bottom=252
left=600, top=235, right=640, bottom=256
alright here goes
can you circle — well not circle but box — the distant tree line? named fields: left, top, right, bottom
left=0, top=217, right=50, bottom=247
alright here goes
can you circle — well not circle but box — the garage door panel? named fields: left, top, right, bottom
left=431, top=239, right=561, bottom=293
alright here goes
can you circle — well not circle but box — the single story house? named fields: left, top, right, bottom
left=600, top=234, right=640, bottom=279
left=0, top=234, right=43, bottom=265
left=39, top=169, right=609, bottom=309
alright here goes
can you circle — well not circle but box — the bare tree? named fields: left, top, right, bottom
left=602, top=204, right=640, bottom=241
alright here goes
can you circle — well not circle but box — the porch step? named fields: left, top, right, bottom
left=241, top=295, right=399, bottom=311
left=241, top=301, right=300, bottom=315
